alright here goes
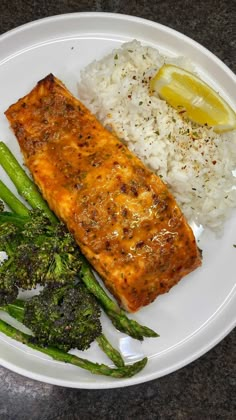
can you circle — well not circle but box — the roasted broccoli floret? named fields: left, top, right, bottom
left=0, top=221, right=20, bottom=305
left=23, top=283, right=102, bottom=352
left=0, top=277, right=18, bottom=305
left=0, top=210, right=82, bottom=291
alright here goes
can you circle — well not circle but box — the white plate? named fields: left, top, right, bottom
left=0, top=12, right=235, bottom=389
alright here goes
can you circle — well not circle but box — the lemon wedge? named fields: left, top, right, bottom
left=150, top=64, right=236, bottom=133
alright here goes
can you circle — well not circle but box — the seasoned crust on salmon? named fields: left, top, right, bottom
left=5, top=74, right=202, bottom=312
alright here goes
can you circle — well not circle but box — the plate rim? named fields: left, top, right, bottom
left=0, top=11, right=235, bottom=389
left=0, top=11, right=235, bottom=77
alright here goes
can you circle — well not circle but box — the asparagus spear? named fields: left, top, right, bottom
left=0, top=300, right=124, bottom=369
left=0, top=299, right=25, bottom=321
left=96, top=334, right=124, bottom=368
left=0, top=142, right=57, bottom=223
left=0, top=180, right=29, bottom=216
left=0, top=211, right=30, bottom=227
left=0, top=318, right=147, bottom=378
left=79, top=258, right=159, bottom=340
left=0, top=142, right=158, bottom=340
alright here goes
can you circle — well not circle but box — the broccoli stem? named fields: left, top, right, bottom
left=0, top=180, right=29, bottom=216
left=0, top=315, right=147, bottom=378
left=96, top=334, right=124, bottom=368
left=0, top=142, right=57, bottom=223
left=79, top=259, right=159, bottom=340
left=0, top=143, right=158, bottom=340
left=1, top=300, right=125, bottom=369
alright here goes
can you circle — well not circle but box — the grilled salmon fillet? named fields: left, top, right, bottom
left=5, top=74, right=201, bottom=312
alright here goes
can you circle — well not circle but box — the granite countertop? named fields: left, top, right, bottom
left=0, top=1, right=235, bottom=419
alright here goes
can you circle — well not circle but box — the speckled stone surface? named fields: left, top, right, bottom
left=0, top=1, right=235, bottom=419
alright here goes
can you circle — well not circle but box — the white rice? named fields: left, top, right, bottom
left=78, top=40, right=236, bottom=231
